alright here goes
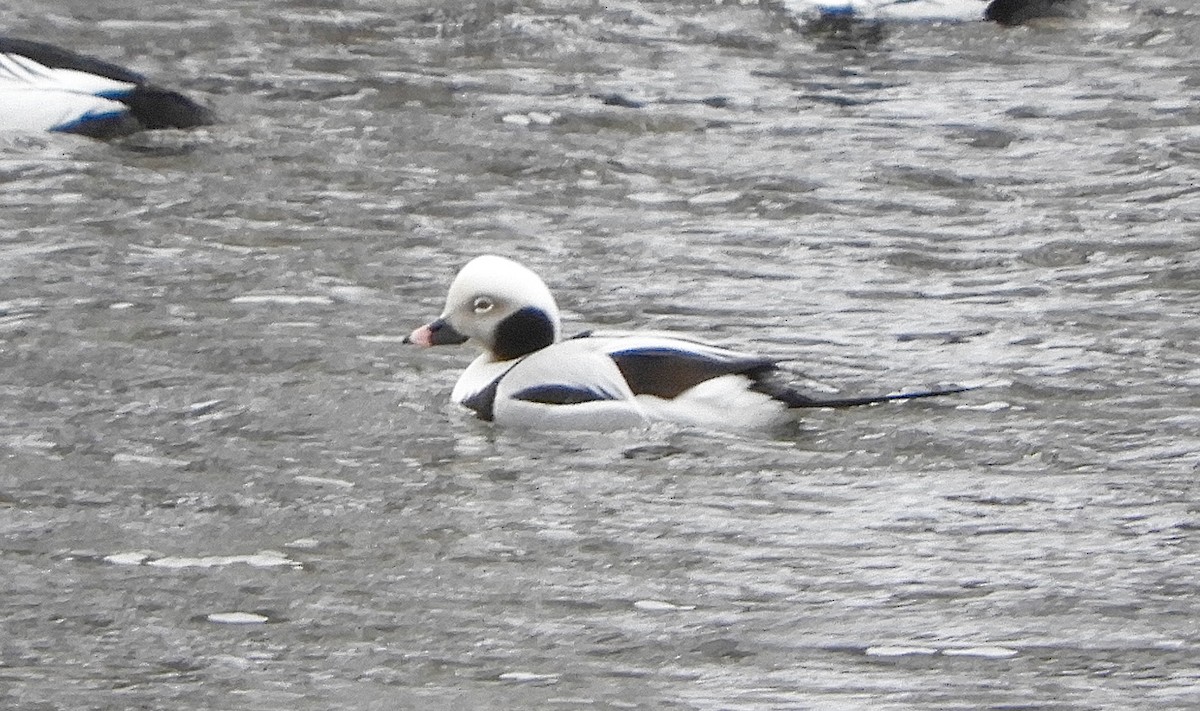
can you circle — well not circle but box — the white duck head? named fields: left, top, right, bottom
left=406, top=255, right=562, bottom=361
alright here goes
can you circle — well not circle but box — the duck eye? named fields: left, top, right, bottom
left=472, top=297, right=494, bottom=313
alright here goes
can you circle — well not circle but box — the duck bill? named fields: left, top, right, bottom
left=404, top=317, right=469, bottom=347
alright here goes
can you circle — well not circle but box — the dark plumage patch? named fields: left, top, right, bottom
left=511, top=384, right=616, bottom=406
left=609, top=347, right=775, bottom=400
left=984, top=0, right=1085, bottom=26
left=54, top=111, right=142, bottom=140
left=461, top=377, right=502, bottom=422
left=492, top=307, right=556, bottom=361
left=122, top=85, right=216, bottom=129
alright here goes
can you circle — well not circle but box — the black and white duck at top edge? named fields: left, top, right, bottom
left=405, top=255, right=977, bottom=432
left=778, top=0, right=1086, bottom=25
left=0, top=36, right=214, bottom=139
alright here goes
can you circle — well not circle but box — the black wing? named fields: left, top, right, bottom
left=608, top=346, right=776, bottom=400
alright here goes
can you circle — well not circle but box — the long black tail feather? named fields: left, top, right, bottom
left=748, top=367, right=979, bottom=409
left=775, top=384, right=978, bottom=409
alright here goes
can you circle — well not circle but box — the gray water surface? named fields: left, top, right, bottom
left=2, top=1, right=1198, bottom=709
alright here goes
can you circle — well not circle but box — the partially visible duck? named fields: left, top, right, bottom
left=0, top=36, right=214, bottom=139
left=780, top=0, right=1085, bottom=25
left=405, top=255, right=974, bottom=432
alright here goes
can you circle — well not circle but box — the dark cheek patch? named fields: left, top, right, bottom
left=492, top=307, right=556, bottom=360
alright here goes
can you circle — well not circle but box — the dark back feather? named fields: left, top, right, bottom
left=610, top=348, right=776, bottom=400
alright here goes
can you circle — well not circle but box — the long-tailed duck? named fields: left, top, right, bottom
left=405, top=255, right=974, bottom=431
